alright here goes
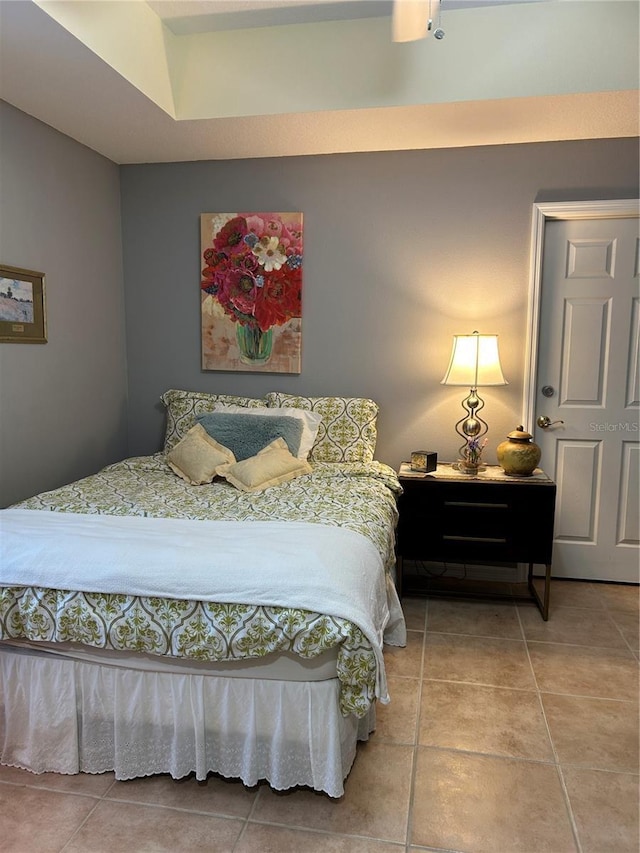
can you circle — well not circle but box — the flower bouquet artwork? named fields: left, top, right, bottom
left=201, top=212, right=303, bottom=373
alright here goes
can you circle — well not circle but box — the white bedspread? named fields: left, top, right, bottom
left=1, top=508, right=402, bottom=701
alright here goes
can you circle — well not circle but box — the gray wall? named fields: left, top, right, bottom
left=121, top=138, right=639, bottom=470
left=1, top=102, right=637, bottom=509
left=0, top=102, right=128, bottom=507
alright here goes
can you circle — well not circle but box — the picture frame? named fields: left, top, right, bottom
left=0, top=264, right=47, bottom=344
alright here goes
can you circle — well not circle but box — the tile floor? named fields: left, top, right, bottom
left=1, top=580, right=638, bottom=853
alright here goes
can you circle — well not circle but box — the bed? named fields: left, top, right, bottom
left=0, top=390, right=406, bottom=797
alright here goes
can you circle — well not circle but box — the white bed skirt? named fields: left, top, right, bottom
left=0, top=643, right=375, bottom=798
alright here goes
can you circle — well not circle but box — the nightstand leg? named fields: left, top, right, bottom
left=528, top=562, right=551, bottom=621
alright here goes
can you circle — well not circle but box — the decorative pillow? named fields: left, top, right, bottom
left=217, top=438, right=312, bottom=493
left=211, top=403, right=322, bottom=460
left=160, top=389, right=267, bottom=451
left=166, top=424, right=236, bottom=485
left=196, top=412, right=304, bottom=461
left=265, top=393, right=378, bottom=463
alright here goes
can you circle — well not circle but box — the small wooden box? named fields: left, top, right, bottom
left=410, top=450, right=437, bottom=473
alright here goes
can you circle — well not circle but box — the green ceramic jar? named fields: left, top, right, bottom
left=496, top=426, right=541, bottom=477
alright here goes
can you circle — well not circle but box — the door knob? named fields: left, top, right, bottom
left=537, top=415, right=564, bottom=429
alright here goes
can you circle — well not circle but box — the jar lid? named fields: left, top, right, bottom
left=506, top=425, right=533, bottom=441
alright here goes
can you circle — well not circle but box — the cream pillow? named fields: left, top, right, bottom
left=166, top=424, right=236, bottom=485
left=217, top=438, right=312, bottom=493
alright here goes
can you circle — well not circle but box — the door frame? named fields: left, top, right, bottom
left=522, top=198, right=640, bottom=430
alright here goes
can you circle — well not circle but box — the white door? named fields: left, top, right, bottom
left=526, top=202, right=639, bottom=582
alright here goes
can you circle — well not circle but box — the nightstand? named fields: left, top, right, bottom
left=396, top=463, right=556, bottom=620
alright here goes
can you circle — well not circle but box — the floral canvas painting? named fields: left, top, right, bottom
left=201, top=212, right=303, bottom=373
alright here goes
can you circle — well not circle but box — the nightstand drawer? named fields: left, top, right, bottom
left=398, top=520, right=522, bottom=562
left=427, top=533, right=521, bottom=563
left=441, top=499, right=511, bottom=538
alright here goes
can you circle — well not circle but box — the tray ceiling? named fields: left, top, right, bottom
left=0, top=0, right=637, bottom=164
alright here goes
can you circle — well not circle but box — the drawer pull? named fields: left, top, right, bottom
left=442, top=535, right=508, bottom=543
left=444, top=501, right=509, bottom=509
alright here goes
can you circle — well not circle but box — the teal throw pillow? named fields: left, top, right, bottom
left=196, top=412, right=304, bottom=461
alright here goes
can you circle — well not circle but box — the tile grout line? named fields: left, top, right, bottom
left=402, top=598, right=428, bottom=853
left=239, top=816, right=408, bottom=848
left=0, top=779, right=109, bottom=796
left=94, top=793, right=254, bottom=822
left=231, top=784, right=263, bottom=852
left=56, top=796, right=105, bottom=853
left=422, top=676, right=540, bottom=693
left=605, top=603, right=640, bottom=657
left=516, top=604, right=584, bottom=853
left=527, top=689, right=638, bottom=705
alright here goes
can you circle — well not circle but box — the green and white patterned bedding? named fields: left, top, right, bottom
left=0, top=454, right=402, bottom=717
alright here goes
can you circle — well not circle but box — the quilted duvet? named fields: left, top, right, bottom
left=0, top=454, right=403, bottom=716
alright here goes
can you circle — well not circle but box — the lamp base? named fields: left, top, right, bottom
left=455, top=386, right=489, bottom=460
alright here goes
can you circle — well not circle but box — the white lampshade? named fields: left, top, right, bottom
left=441, top=332, right=508, bottom=387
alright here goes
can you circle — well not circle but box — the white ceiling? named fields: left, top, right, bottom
left=0, top=0, right=637, bottom=165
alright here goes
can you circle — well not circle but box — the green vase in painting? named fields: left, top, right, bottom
left=236, top=323, right=273, bottom=365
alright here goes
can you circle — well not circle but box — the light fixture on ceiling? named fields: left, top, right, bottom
left=393, top=0, right=444, bottom=42
left=441, top=331, right=507, bottom=465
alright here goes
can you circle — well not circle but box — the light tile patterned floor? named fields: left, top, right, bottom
left=1, top=580, right=638, bottom=853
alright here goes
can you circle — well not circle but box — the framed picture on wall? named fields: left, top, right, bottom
left=0, top=264, right=47, bottom=344
left=200, top=212, right=303, bottom=373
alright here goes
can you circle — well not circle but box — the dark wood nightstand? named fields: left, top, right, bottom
left=396, top=463, right=556, bottom=620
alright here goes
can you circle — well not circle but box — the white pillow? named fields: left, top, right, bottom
left=212, top=404, right=322, bottom=460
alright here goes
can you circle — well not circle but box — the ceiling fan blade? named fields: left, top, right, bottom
left=392, top=0, right=441, bottom=42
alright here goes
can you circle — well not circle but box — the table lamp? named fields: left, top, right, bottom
left=441, top=330, right=507, bottom=461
